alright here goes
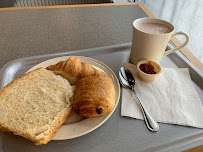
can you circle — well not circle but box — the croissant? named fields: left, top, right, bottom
left=46, top=57, right=103, bottom=85
left=73, top=75, right=115, bottom=117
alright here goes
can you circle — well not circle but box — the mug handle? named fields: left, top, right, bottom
left=164, top=32, right=190, bottom=56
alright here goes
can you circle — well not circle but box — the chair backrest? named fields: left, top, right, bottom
left=13, top=0, right=113, bottom=7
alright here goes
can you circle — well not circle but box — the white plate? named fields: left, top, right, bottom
left=28, top=56, right=120, bottom=140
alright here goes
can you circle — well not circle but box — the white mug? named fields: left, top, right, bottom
left=129, top=18, right=189, bottom=65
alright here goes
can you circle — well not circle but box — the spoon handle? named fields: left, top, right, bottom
left=131, top=88, right=159, bottom=132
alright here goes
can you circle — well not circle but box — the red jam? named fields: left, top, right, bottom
left=139, top=62, right=156, bottom=74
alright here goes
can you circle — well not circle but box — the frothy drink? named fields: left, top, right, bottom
left=130, top=18, right=189, bottom=65
left=136, top=23, right=171, bottom=34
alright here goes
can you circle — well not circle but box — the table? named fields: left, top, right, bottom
left=0, top=3, right=202, bottom=152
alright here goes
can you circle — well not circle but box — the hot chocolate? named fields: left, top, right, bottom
left=130, top=18, right=189, bottom=65
left=136, top=23, right=171, bottom=34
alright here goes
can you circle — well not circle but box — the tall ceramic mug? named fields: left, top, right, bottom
left=129, top=18, right=189, bottom=65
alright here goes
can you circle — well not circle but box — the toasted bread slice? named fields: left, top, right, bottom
left=0, top=68, right=74, bottom=145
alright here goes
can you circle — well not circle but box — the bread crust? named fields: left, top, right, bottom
left=0, top=68, right=43, bottom=97
left=0, top=108, right=72, bottom=145
left=0, top=68, right=44, bottom=133
left=46, top=57, right=103, bottom=85
left=73, top=75, right=115, bottom=117
left=0, top=68, right=73, bottom=145
left=35, top=108, right=72, bottom=145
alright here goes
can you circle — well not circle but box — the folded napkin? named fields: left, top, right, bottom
left=121, top=63, right=203, bottom=128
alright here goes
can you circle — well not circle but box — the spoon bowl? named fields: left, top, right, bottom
left=119, top=71, right=130, bottom=89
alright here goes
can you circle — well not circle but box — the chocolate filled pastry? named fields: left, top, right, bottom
left=46, top=57, right=103, bottom=85
left=73, top=75, right=115, bottom=117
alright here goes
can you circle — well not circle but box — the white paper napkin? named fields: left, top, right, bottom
left=121, top=63, right=203, bottom=128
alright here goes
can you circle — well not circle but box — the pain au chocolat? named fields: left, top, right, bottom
left=46, top=57, right=103, bottom=85
left=73, top=75, right=115, bottom=117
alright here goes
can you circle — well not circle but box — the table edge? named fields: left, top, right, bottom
left=183, top=144, right=203, bottom=152
left=0, top=2, right=139, bottom=11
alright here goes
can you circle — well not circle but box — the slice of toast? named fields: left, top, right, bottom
left=0, top=68, right=74, bottom=145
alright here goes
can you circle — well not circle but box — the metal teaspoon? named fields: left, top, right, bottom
left=119, top=67, right=159, bottom=132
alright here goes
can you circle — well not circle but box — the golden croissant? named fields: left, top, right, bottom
left=46, top=57, right=103, bottom=85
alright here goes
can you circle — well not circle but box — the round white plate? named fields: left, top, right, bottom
left=28, top=56, right=120, bottom=140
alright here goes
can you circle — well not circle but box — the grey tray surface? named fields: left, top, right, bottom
left=0, top=43, right=203, bottom=152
